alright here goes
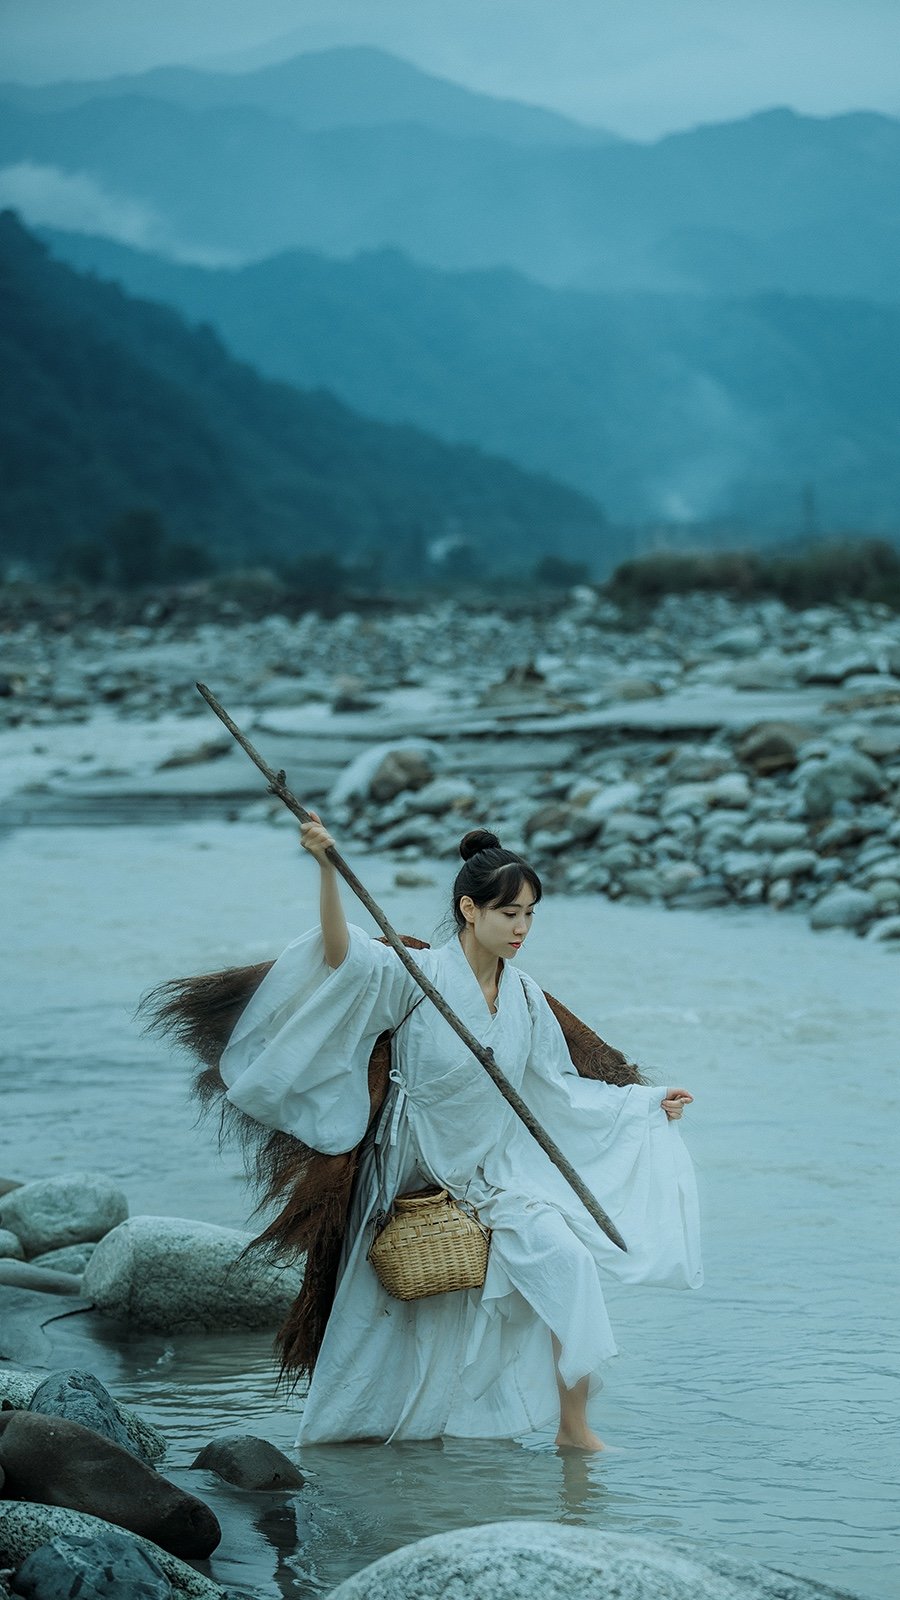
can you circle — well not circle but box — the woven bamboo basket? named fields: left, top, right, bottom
left=368, top=1187, right=490, bottom=1301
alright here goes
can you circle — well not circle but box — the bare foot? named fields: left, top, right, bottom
left=555, top=1425, right=605, bottom=1452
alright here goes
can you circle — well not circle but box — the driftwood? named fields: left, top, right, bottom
left=194, top=683, right=629, bottom=1253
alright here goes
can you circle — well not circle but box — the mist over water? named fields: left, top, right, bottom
left=2, top=819, right=895, bottom=1598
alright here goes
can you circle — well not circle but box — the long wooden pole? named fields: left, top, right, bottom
left=196, top=683, right=627, bottom=1252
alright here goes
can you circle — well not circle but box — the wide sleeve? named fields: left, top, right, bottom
left=517, top=974, right=703, bottom=1289
left=219, top=923, right=420, bottom=1154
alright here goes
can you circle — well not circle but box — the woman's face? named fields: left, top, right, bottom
left=461, top=881, right=536, bottom=960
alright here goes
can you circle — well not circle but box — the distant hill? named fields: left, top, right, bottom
left=44, top=229, right=900, bottom=530
left=0, top=47, right=614, bottom=147
left=1, top=77, right=899, bottom=297
left=0, top=212, right=607, bottom=573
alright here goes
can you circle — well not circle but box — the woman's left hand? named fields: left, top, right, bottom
left=661, top=1088, right=693, bottom=1120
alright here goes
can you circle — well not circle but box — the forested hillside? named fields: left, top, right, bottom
left=0, top=212, right=607, bottom=575
left=45, top=229, right=900, bottom=530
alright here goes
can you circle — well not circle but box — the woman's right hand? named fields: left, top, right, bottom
left=299, top=811, right=336, bottom=865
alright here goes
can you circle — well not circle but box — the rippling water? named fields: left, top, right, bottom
left=2, top=821, right=896, bottom=1598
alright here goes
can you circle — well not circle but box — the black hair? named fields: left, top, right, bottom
left=451, top=828, right=543, bottom=931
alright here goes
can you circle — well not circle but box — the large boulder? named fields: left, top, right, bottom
left=82, top=1217, right=303, bottom=1332
left=15, top=1529, right=173, bottom=1600
left=27, top=1371, right=145, bottom=1463
left=190, top=1435, right=304, bottom=1492
left=0, top=1372, right=165, bottom=1467
left=326, top=1520, right=854, bottom=1599
left=29, top=1244, right=96, bottom=1275
left=0, top=1175, right=127, bottom=1259
left=0, top=1229, right=24, bottom=1261
left=0, top=1411, right=219, bottom=1559
left=0, top=1505, right=225, bottom=1599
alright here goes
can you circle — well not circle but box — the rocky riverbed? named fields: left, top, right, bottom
left=2, top=589, right=899, bottom=937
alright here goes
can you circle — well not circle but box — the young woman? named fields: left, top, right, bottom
left=219, top=822, right=702, bottom=1451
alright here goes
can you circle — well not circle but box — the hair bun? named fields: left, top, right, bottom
left=459, top=828, right=501, bottom=862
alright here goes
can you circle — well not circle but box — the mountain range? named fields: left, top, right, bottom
left=42, top=228, right=900, bottom=530
left=0, top=212, right=605, bottom=573
left=1, top=50, right=899, bottom=299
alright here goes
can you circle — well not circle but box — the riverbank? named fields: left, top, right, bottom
left=2, top=590, right=900, bottom=934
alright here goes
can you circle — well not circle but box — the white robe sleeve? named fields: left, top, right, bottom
left=517, top=974, right=703, bottom=1289
left=219, top=923, right=421, bottom=1155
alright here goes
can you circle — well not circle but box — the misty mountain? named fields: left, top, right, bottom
left=0, top=212, right=606, bottom=572
left=0, top=47, right=613, bottom=147
left=1, top=72, right=899, bottom=298
left=44, top=229, right=900, bottom=530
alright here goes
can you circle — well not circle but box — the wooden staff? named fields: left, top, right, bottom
left=196, top=682, right=627, bottom=1252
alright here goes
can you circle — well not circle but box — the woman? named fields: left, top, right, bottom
left=219, top=822, right=702, bottom=1451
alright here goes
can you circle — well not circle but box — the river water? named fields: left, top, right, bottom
left=1, top=819, right=896, bottom=1598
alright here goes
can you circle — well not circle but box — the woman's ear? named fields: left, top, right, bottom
left=458, top=894, right=476, bottom=927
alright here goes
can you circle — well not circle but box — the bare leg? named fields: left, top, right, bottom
left=552, top=1333, right=604, bottom=1451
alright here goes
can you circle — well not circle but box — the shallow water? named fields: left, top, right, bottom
left=1, top=820, right=897, bottom=1598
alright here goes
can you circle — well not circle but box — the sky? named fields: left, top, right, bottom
left=2, top=0, right=899, bottom=138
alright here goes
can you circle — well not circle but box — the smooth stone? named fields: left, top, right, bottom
left=0, top=1412, right=219, bottom=1560
left=866, top=915, right=900, bottom=941
left=27, top=1370, right=144, bottom=1463
left=735, top=722, right=809, bottom=774
left=867, top=879, right=900, bottom=907
left=82, top=1217, right=303, bottom=1332
left=861, top=853, right=900, bottom=882
left=0, top=1230, right=24, bottom=1261
left=667, top=745, right=733, bottom=782
left=768, top=878, right=793, bottom=908
left=0, top=1180, right=23, bottom=1199
left=0, top=1505, right=225, bottom=1599
left=329, top=741, right=440, bottom=807
left=604, top=676, right=662, bottom=701
left=0, top=1262, right=83, bottom=1296
left=770, top=848, right=818, bottom=879
left=599, top=812, right=658, bottom=844
left=809, top=887, right=878, bottom=931
left=720, top=850, right=771, bottom=883
left=667, top=876, right=731, bottom=909
left=619, top=869, right=662, bottom=900
left=0, top=1175, right=128, bottom=1259
left=524, top=802, right=574, bottom=840
left=393, top=869, right=437, bottom=889
left=326, top=1519, right=852, bottom=1600
left=801, top=748, right=885, bottom=819
left=29, top=1244, right=96, bottom=1275
left=190, top=1435, right=304, bottom=1492
left=708, top=773, right=752, bottom=807
left=0, top=1371, right=165, bottom=1467
left=743, top=820, right=808, bottom=851
left=408, top=776, right=475, bottom=814
left=582, top=781, right=641, bottom=822
left=658, top=861, right=703, bottom=897
left=15, top=1530, right=172, bottom=1600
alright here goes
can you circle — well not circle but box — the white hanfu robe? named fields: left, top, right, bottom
left=220, top=925, right=703, bottom=1443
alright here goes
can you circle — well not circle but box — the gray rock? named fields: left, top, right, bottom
left=329, top=741, right=440, bottom=808
left=710, top=624, right=763, bottom=656
left=582, top=782, right=641, bottom=822
left=660, top=782, right=713, bottom=817
left=862, top=853, right=900, bottom=882
left=735, top=722, right=809, bottom=774
left=604, top=676, right=662, bottom=701
left=28, top=1371, right=144, bottom=1463
left=619, top=870, right=662, bottom=900
left=720, top=851, right=771, bottom=883
left=82, top=1216, right=303, bottom=1332
left=866, top=914, right=900, bottom=941
left=28, top=1244, right=96, bottom=1274
left=326, top=1519, right=849, bottom=1600
left=868, top=879, right=900, bottom=907
left=598, top=843, right=639, bottom=873
left=768, top=878, right=793, bottom=908
left=393, top=869, right=437, bottom=889
left=0, top=1261, right=83, bottom=1295
left=0, top=1175, right=128, bottom=1259
left=770, top=849, right=818, bottom=879
left=409, top=777, right=475, bottom=815
left=0, top=1229, right=24, bottom=1261
left=190, top=1434, right=304, bottom=1492
left=668, top=875, right=731, bottom=909
left=708, top=773, right=751, bottom=808
left=743, top=821, right=807, bottom=851
left=802, top=748, right=885, bottom=819
left=667, top=745, right=734, bottom=782
left=0, top=1372, right=165, bottom=1467
left=809, top=887, right=878, bottom=931
left=600, top=812, right=658, bottom=845
left=0, top=1506, right=224, bottom=1599
left=854, top=726, right=900, bottom=761
left=658, top=862, right=702, bottom=897
left=15, top=1530, right=173, bottom=1600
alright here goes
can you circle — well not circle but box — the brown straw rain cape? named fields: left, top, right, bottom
left=145, top=936, right=646, bottom=1384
